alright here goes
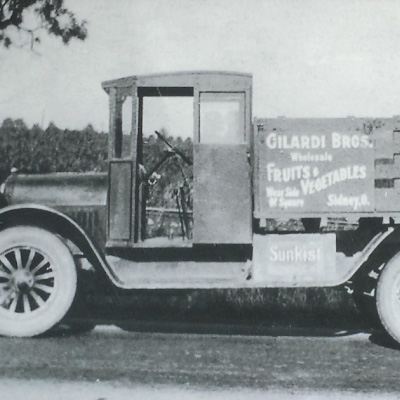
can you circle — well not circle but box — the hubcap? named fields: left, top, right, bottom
left=0, top=247, right=55, bottom=314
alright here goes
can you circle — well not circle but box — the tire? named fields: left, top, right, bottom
left=0, top=226, right=77, bottom=337
left=376, top=252, right=400, bottom=344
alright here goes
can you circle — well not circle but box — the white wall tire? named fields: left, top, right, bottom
left=0, top=226, right=77, bottom=337
left=376, top=252, right=400, bottom=344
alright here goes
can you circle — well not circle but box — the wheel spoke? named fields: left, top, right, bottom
left=14, top=249, right=23, bottom=270
left=0, top=255, right=16, bottom=272
left=0, top=290, right=12, bottom=306
left=22, top=294, right=31, bottom=313
left=34, top=283, right=54, bottom=294
left=35, top=271, right=55, bottom=281
left=8, top=294, right=18, bottom=313
left=0, top=270, right=10, bottom=280
left=31, top=258, right=49, bottom=275
left=30, top=290, right=45, bottom=307
left=25, top=249, right=35, bottom=271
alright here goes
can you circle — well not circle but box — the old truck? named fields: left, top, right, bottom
left=1, top=71, right=400, bottom=343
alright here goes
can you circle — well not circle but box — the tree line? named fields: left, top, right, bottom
left=0, top=118, right=108, bottom=179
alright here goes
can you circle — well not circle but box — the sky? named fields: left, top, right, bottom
left=1, top=0, right=400, bottom=136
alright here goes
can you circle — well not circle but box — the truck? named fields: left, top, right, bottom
left=1, top=71, right=400, bottom=343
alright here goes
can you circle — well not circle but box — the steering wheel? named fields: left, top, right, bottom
left=154, top=131, right=192, bottom=166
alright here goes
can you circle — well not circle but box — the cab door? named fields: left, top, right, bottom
left=193, top=92, right=252, bottom=244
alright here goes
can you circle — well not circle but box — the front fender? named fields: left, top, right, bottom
left=0, top=204, right=122, bottom=287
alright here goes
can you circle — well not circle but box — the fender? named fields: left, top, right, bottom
left=350, top=225, right=400, bottom=284
left=0, top=204, right=123, bottom=287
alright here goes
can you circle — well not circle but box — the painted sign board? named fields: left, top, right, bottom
left=257, top=119, right=375, bottom=214
left=253, top=233, right=336, bottom=285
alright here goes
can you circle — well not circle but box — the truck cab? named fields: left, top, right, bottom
left=103, top=71, right=252, bottom=249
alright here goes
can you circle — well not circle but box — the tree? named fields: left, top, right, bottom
left=0, top=117, right=27, bottom=131
left=0, top=0, right=87, bottom=49
left=45, top=121, right=60, bottom=135
left=82, top=123, right=96, bottom=135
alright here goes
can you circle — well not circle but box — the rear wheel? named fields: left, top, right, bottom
left=376, top=253, right=400, bottom=344
left=0, top=226, right=77, bottom=337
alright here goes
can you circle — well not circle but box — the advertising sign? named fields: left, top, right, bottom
left=253, top=233, right=336, bottom=284
left=257, top=120, right=375, bottom=214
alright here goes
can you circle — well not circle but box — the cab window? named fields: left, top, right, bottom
left=199, top=92, right=245, bottom=144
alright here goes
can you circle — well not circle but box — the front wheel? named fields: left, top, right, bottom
left=0, top=226, right=77, bottom=337
left=376, top=253, right=400, bottom=344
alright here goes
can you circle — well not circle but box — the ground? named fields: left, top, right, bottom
left=0, top=323, right=400, bottom=399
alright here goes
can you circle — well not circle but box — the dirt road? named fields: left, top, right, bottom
left=0, top=324, right=399, bottom=398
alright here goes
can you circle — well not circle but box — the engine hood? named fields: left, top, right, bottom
left=3, top=172, right=108, bottom=207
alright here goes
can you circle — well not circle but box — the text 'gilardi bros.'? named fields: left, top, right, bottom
left=259, top=128, right=375, bottom=213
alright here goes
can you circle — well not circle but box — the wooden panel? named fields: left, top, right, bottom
left=103, top=73, right=252, bottom=99
left=136, top=72, right=252, bottom=92
left=374, top=138, right=400, bottom=159
left=375, top=186, right=400, bottom=212
left=375, top=161, right=394, bottom=180
left=108, top=88, right=117, bottom=159
left=253, top=233, right=336, bottom=285
left=375, top=161, right=400, bottom=180
left=256, top=117, right=400, bottom=136
left=193, top=144, right=252, bottom=244
left=108, top=89, right=124, bottom=159
left=108, top=161, right=132, bottom=240
left=256, top=118, right=375, bottom=215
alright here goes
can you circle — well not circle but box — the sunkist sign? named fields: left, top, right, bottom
left=258, top=126, right=375, bottom=213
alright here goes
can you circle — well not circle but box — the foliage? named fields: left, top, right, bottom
left=143, top=131, right=193, bottom=209
left=0, top=118, right=107, bottom=180
left=0, top=0, right=87, bottom=49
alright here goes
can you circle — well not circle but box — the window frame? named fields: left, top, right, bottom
left=198, top=91, right=246, bottom=145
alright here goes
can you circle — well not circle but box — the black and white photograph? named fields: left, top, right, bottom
left=1, top=0, right=400, bottom=398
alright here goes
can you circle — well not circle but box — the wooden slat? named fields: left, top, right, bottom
left=374, top=138, right=397, bottom=159
left=108, top=161, right=132, bottom=240
left=374, top=151, right=400, bottom=180
left=375, top=163, right=396, bottom=179
left=375, top=187, right=400, bottom=212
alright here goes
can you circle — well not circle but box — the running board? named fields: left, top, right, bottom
left=106, top=256, right=252, bottom=289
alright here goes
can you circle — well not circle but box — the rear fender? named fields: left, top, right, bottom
left=350, top=226, right=400, bottom=287
left=0, top=204, right=123, bottom=287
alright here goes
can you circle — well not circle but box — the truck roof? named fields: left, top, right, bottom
left=101, top=71, right=252, bottom=93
